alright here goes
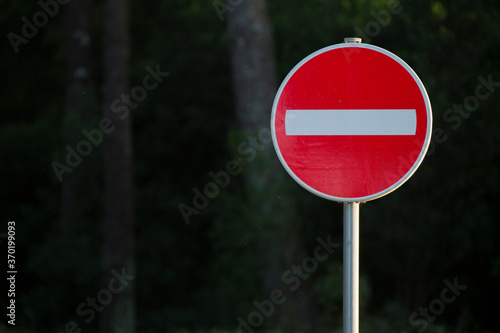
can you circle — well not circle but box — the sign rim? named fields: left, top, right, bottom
left=270, top=43, right=433, bottom=202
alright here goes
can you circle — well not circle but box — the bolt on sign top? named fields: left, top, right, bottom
left=271, top=41, right=432, bottom=202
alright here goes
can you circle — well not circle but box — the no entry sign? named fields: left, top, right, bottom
left=271, top=42, right=432, bottom=202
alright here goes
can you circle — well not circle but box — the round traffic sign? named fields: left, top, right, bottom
left=271, top=43, right=432, bottom=202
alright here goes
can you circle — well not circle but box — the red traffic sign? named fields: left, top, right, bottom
left=271, top=43, right=432, bottom=202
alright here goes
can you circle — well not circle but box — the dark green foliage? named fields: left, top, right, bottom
left=1, top=0, right=499, bottom=332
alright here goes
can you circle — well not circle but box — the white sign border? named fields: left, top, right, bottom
left=270, top=43, right=433, bottom=203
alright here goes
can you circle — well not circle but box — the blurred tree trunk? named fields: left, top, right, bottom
left=61, top=0, right=95, bottom=236
left=100, top=0, right=136, bottom=332
left=226, top=1, right=313, bottom=330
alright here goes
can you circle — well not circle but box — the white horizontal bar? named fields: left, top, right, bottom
left=285, top=109, right=416, bottom=135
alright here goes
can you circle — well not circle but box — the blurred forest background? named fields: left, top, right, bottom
left=1, top=0, right=500, bottom=332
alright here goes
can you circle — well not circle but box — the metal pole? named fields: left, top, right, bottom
left=342, top=36, right=361, bottom=333
left=343, top=202, right=360, bottom=333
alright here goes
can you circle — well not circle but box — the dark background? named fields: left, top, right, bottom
left=1, top=0, right=499, bottom=332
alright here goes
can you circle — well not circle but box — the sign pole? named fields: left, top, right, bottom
left=343, top=202, right=360, bottom=333
left=342, top=38, right=361, bottom=333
